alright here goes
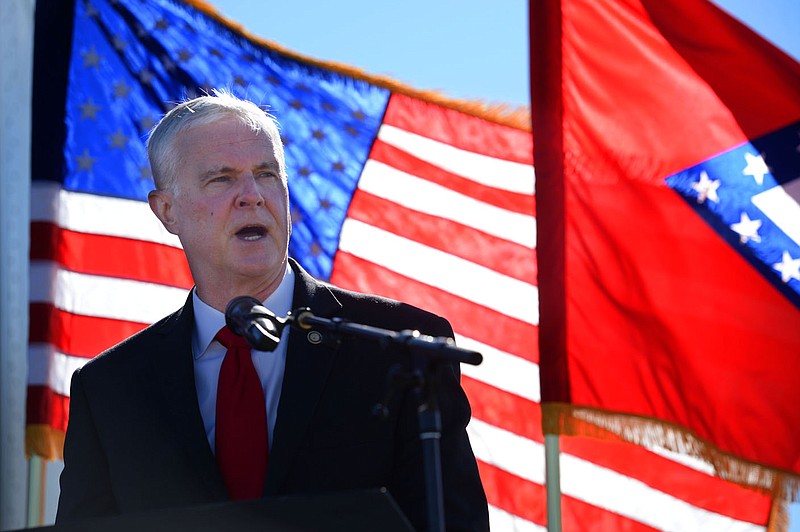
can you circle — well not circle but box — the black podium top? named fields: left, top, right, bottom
left=31, top=489, right=414, bottom=532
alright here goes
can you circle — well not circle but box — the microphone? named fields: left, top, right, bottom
left=225, top=296, right=286, bottom=352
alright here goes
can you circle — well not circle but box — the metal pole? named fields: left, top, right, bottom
left=0, top=0, right=35, bottom=529
left=419, top=406, right=445, bottom=532
left=544, top=434, right=562, bottom=532
left=26, top=457, right=45, bottom=527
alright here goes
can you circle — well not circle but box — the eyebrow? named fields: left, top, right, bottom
left=252, top=161, right=280, bottom=172
left=202, top=161, right=280, bottom=178
left=203, top=165, right=237, bottom=178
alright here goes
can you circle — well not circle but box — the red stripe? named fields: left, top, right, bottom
left=30, top=222, right=193, bottom=288
left=27, top=385, right=69, bottom=432
left=346, top=190, right=537, bottom=284
left=330, top=252, right=538, bottom=362
left=29, top=303, right=148, bottom=358
left=382, top=93, right=533, bottom=164
left=477, top=460, right=546, bottom=526
left=560, top=493, right=661, bottom=532
left=369, top=139, right=535, bottom=216
left=463, top=376, right=542, bottom=441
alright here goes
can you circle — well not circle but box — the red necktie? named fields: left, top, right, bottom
left=214, top=325, right=268, bottom=500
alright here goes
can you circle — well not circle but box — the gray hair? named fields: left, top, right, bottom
left=147, top=91, right=286, bottom=191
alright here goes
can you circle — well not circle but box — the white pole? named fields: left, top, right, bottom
left=0, top=0, right=35, bottom=530
left=26, top=457, right=44, bottom=527
left=544, top=434, right=563, bottom=532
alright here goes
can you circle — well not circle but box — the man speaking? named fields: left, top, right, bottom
left=56, top=91, right=489, bottom=531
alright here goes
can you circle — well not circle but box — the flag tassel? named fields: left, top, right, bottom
left=543, top=402, right=800, bottom=502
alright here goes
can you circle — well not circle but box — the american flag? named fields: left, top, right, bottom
left=28, top=0, right=775, bottom=529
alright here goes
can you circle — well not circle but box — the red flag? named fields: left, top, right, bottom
left=532, top=0, right=800, bottom=494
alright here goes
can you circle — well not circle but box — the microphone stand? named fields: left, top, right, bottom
left=284, top=308, right=483, bottom=532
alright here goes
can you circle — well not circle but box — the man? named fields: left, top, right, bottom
left=56, top=92, right=489, bottom=531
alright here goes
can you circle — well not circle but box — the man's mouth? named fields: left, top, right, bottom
left=235, top=225, right=267, bottom=241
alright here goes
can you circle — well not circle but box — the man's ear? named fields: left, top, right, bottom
left=148, top=189, right=179, bottom=235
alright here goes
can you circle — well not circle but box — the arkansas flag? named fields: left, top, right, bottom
left=532, top=0, right=800, bottom=498
left=27, top=0, right=780, bottom=529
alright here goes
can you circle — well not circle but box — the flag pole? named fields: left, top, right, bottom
left=544, top=434, right=563, bottom=532
left=26, top=457, right=46, bottom=527
left=530, top=0, right=566, bottom=527
left=0, top=0, right=35, bottom=529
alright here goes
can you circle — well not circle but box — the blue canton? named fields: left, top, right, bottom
left=59, top=0, right=391, bottom=280
left=667, top=121, right=800, bottom=307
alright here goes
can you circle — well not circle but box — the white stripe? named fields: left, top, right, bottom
left=358, top=160, right=536, bottom=248
left=468, top=418, right=763, bottom=532
left=467, top=418, right=545, bottom=485
left=644, top=444, right=716, bottom=476
left=751, top=179, right=800, bottom=247
left=338, top=219, right=539, bottom=325
left=30, top=181, right=181, bottom=247
left=30, top=261, right=188, bottom=324
left=456, top=334, right=540, bottom=402
left=560, top=452, right=763, bottom=532
left=378, top=124, right=535, bottom=195
left=28, top=344, right=88, bottom=397
left=488, top=505, right=546, bottom=532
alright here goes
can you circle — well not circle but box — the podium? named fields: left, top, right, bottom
left=30, top=489, right=415, bottom=532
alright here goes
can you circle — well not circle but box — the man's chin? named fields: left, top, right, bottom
left=231, top=257, right=285, bottom=282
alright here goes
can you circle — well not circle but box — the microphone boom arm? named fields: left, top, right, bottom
left=290, top=307, right=482, bottom=366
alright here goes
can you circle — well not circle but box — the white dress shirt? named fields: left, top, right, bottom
left=191, top=264, right=294, bottom=452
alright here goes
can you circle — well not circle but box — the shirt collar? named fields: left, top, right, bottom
left=192, top=263, right=295, bottom=360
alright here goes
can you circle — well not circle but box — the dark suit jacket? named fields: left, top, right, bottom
left=56, top=259, right=489, bottom=531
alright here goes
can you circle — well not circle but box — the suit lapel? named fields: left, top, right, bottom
left=151, top=293, right=228, bottom=500
left=265, top=260, right=342, bottom=494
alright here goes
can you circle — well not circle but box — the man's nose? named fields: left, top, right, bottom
left=237, top=175, right=264, bottom=207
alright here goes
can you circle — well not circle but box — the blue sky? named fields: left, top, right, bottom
left=206, top=0, right=800, bottom=107
left=206, top=0, right=800, bottom=529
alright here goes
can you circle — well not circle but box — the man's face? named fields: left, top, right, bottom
left=150, top=116, right=291, bottom=297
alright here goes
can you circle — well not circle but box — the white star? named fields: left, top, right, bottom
left=691, top=171, right=720, bottom=203
left=139, top=68, right=154, bottom=85
left=81, top=46, right=101, bottom=68
left=742, top=152, right=769, bottom=186
left=774, top=251, right=800, bottom=283
left=730, top=212, right=762, bottom=244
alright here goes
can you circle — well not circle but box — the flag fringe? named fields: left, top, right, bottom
left=184, top=0, right=532, bottom=132
left=26, top=425, right=65, bottom=462
left=542, top=403, right=800, bottom=502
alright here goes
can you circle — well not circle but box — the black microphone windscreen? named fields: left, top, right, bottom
left=225, top=296, right=263, bottom=335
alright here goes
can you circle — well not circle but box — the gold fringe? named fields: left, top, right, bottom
left=543, top=403, right=800, bottom=502
left=184, top=0, right=532, bottom=131
left=26, top=425, right=65, bottom=461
